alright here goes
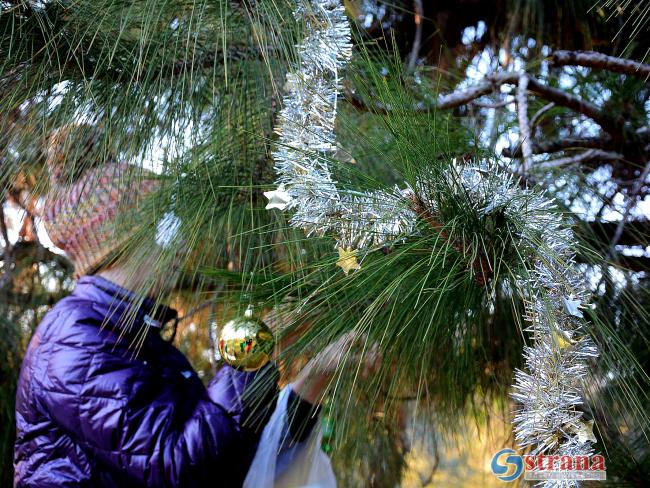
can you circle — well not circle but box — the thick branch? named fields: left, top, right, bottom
left=407, top=0, right=424, bottom=71
left=552, top=50, right=650, bottom=79
left=502, top=137, right=608, bottom=157
left=351, top=71, right=619, bottom=135
left=471, top=97, right=514, bottom=109
left=524, top=77, right=619, bottom=134
left=516, top=74, right=533, bottom=172
left=441, top=72, right=618, bottom=134
left=609, top=160, right=650, bottom=255
left=535, top=149, right=623, bottom=170
left=529, top=102, right=555, bottom=130
left=436, top=72, right=519, bottom=109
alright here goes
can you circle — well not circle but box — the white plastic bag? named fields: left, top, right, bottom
left=243, top=385, right=337, bottom=488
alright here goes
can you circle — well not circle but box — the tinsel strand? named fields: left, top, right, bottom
left=270, top=0, right=416, bottom=249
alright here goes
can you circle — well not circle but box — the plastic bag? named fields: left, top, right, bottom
left=243, top=385, right=337, bottom=488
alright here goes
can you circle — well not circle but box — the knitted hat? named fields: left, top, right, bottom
left=42, top=125, right=160, bottom=278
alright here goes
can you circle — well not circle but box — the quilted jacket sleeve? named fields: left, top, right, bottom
left=37, top=317, right=276, bottom=487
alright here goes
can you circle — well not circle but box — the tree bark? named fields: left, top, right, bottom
left=551, top=50, right=650, bottom=79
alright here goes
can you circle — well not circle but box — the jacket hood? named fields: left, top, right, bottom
left=73, top=275, right=178, bottom=335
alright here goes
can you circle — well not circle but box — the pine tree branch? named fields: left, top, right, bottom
left=350, top=71, right=620, bottom=135
left=502, top=126, right=650, bottom=158
left=62, top=46, right=270, bottom=83
left=0, top=1, right=274, bottom=87
left=609, top=160, right=650, bottom=256
left=529, top=102, right=555, bottom=131
left=435, top=71, right=610, bottom=129
left=409, top=194, right=492, bottom=287
left=534, top=149, right=624, bottom=170
left=441, top=72, right=618, bottom=134
left=170, top=47, right=276, bottom=77
left=516, top=74, right=533, bottom=173
left=524, top=76, right=619, bottom=134
left=407, top=0, right=424, bottom=71
left=551, top=50, right=650, bottom=79
left=471, top=97, right=514, bottom=109
left=502, top=137, right=608, bottom=157
left=436, top=72, right=520, bottom=109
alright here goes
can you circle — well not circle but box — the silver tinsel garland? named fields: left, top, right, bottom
left=267, top=0, right=598, bottom=482
left=268, top=0, right=416, bottom=249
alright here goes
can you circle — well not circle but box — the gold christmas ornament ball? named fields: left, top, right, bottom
left=218, top=311, right=274, bottom=372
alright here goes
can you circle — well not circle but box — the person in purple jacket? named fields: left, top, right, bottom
left=13, top=126, right=357, bottom=487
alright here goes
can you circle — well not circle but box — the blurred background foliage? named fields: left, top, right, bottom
left=1, top=0, right=650, bottom=486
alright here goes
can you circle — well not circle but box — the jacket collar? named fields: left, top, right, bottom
left=73, top=275, right=178, bottom=333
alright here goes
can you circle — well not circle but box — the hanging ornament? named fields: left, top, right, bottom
left=552, top=328, right=576, bottom=350
left=336, top=247, right=361, bottom=275
left=563, top=296, right=584, bottom=318
left=568, top=419, right=597, bottom=444
left=263, top=185, right=292, bottom=210
left=218, top=305, right=275, bottom=371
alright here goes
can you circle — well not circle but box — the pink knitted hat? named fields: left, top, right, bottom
left=42, top=125, right=160, bottom=278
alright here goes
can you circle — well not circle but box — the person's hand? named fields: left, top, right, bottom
left=291, top=331, right=381, bottom=405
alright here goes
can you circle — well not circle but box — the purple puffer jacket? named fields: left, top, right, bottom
left=13, top=275, right=293, bottom=487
